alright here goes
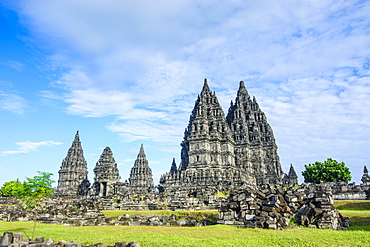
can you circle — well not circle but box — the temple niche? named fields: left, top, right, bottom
left=56, top=131, right=88, bottom=196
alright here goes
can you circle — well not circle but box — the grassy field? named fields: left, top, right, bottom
left=334, top=200, right=370, bottom=231
left=103, top=209, right=219, bottom=221
left=1, top=221, right=369, bottom=246
left=0, top=200, right=369, bottom=246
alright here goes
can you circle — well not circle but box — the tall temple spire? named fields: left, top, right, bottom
left=161, top=80, right=256, bottom=192
left=56, top=131, right=89, bottom=196
left=226, top=80, right=283, bottom=186
left=129, top=144, right=155, bottom=194
left=170, top=158, right=177, bottom=174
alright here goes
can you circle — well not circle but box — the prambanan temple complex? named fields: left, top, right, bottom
left=55, top=80, right=295, bottom=198
left=2, top=80, right=370, bottom=231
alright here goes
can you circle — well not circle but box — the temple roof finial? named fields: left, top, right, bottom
left=201, top=78, right=211, bottom=93
left=139, top=143, right=145, bottom=155
left=239, top=81, right=245, bottom=89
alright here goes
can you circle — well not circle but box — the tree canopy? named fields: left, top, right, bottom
left=0, top=171, right=54, bottom=205
left=0, top=171, right=54, bottom=239
left=302, top=158, right=352, bottom=184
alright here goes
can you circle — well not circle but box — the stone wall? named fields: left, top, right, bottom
left=329, top=182, right=370, bottom=200
left=0, top=197, right=105, bottom=226
left=218, top=184, right=349, bottom=230
left=0, top=183, right=358, bottom=230
left=0, top=232, right=140, bottom=247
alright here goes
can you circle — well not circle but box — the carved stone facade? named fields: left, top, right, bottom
left=92, top=147, right=121, bottom=196
left=128, top=144, right=155, bottom=194
left=56, top=131, right=88, bottom=196
left=160, top=79, right=282, bottom=192
left=226, top=81, right=283, bottom=185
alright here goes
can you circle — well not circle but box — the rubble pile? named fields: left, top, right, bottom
left=218, top=185, right=350, bottom=230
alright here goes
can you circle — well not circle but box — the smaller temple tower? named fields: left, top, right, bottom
left=92, top=147, right=121, bottom=196
left=56, top=131, right=88, bottom=196
left=283, top=164, right=299, bottom=186
left=361, top=166, right=370, bottom=185
left=170, top=158, right=178, bottom=174
left=129, top=144, right=155, bottom=194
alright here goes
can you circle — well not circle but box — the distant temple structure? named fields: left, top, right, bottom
left=92, top=147, right=121, bottom=196
left=55, top=80, right=291, bottom=197
left=56, top=131, right=88, bottom=196
left=283, top=164, right=299, bottom=186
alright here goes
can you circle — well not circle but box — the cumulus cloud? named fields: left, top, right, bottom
left=0, top=141, right=63, bottom=156
left=5, top=0, right=370, bottom=181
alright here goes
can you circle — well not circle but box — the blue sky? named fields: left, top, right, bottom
left=1, top=0, right=370, bottom=186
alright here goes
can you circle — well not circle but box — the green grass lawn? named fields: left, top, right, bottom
left=0, top=200, right=369, bottom=246
left=334, top=200, right=370, bottom=231
left=1, top=221, right=369, bottom=247
left=103, top=209, right=219, bottom=221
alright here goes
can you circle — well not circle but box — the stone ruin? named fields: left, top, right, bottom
left=0, top=184, right=349, bottom=231
left=218, top=184, right=349, bottom=230
left=0, top=232, right=140, bottom=247
left=55, top=80, right=293, bottom=202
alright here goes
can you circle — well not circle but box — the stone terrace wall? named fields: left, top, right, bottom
left=0, top=232, right=140, bottom=247
left=218, top=184, right=349, bottom=230
left=0, top=197, right=105, bottom=226
left=330, top=182, right=370, bottom=200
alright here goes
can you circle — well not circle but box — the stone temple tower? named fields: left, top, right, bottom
left=92, top=147, right=121, bottom=196
left=160, top=79, right=256, bottom=192
left=56, top=131, right=88, bottom=196
left=283, top=164, right=298, bottom=186
left=129, top=144, right=155, bottom=194
left=226, top=81, right=283, bottom=185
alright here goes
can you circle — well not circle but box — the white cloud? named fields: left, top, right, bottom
left=64, top=88, right=134, bottom=117
left=107, top=120, right=183, bottom=144
left=0, top=141, right=63, bottom=156
left=0, top=91, right=27, bottom=114
left=0, top=61, right=24, bottom=71
left=6, top=0, right=370, bottom=181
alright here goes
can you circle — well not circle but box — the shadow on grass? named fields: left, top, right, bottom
left=348, top=216, right=370, bottom=231
left=335, top=201, right=370, bottom=211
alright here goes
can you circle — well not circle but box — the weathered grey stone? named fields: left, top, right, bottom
left=12, top=233, right=23, bottom=244
left=43, top=238, right=54, bottom=245
left=114, top=242, right=126, bottom=247
left=1, top=232, right=13, bottom=246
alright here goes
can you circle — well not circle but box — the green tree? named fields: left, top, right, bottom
left=0, top=179, right=30, bottom=197
left=302, top=158, right=352, bottom=184
left=0, top=171, right=54, bottom=239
